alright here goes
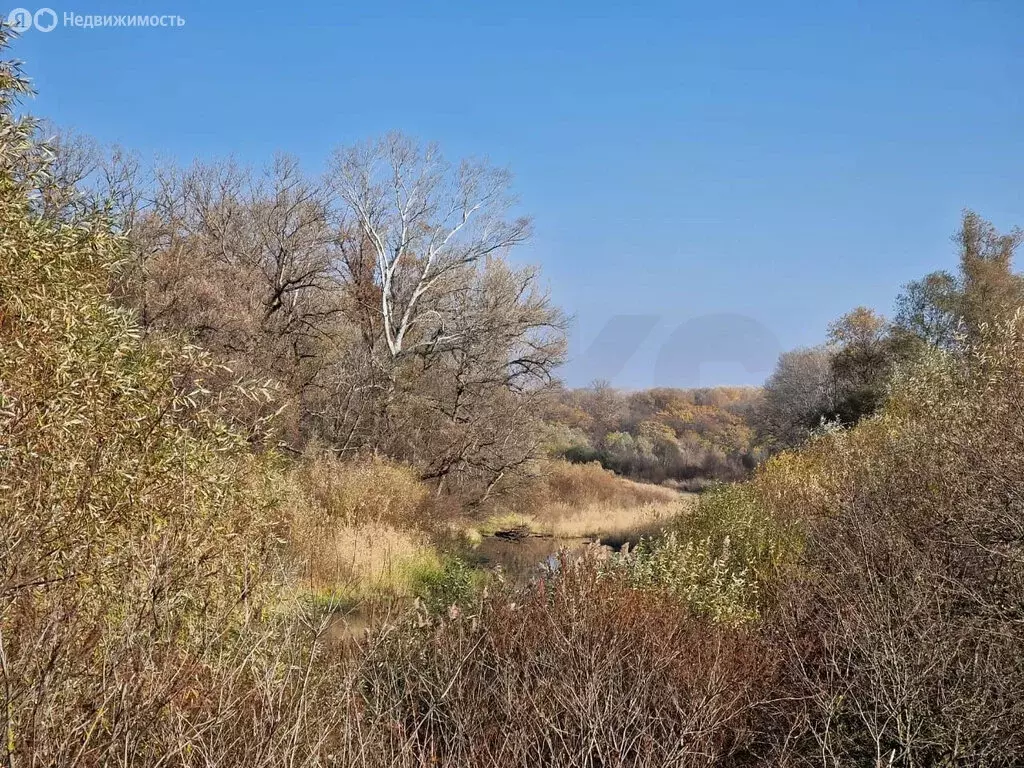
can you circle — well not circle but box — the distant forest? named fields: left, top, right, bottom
left=546, top=385, right=760, bottom=487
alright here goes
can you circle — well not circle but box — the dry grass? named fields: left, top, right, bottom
left=543, top=497, right=692, bottom=540
left=284, top=453, right=445, bottom=603
left=293, top=452, right=429, bottom=527
left=298, top=523, right=440, bottom=601
left=285, top=458, right=690, bottom=605
left=540, top=459, right=679, bottom=509
left=481, top=460, right=689, bottom=544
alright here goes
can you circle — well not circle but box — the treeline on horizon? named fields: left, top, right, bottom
left=546, top=384, right=760, bottom=487
left=6, top=26, right=1024, bottom=766
left=547, top=212, right=1024, bottom=487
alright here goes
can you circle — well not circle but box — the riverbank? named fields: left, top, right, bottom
left=309, top=463, right=695, bottom=634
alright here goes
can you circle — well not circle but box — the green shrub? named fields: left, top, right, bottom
left=410, top=555, right=484, bottom=614
left=615, top=531, right=759, bottom=624
left=611, top=482, right=801, bottom=623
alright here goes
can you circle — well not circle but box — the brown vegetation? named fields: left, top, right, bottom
left=767, top=318, right=1024, bottom=763
left=7, top=28, right=1024, bottom=768
left=521, top=460, right=684, bottom=540
left=350, top=554, right=777, bottom=767
left=547, top=384, right=761, bottom=484
left=62, top=126, right=568, bottom=506
left=532, top=458, right=679, bottom=510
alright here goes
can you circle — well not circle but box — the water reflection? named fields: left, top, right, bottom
left=474, top=535, right=609, bottom=585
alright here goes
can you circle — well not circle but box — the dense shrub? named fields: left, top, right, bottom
left=352, top=553, right=778, bottom=767
left=608, top=309, right=1024, bottom=762
left=694, top=314, right=1024, bottom=764
left=611, top=483, right=801, bottom=624
left=0, top=43, right=339, bottom=765
left=764, top=322, right=1024, bottom=764
left=409, top=554, right=483, bottom=614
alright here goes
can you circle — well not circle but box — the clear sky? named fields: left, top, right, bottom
left=8, top=0, right=1023, bottom=388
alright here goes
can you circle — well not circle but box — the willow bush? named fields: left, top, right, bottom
left=0, top=32, right=342, bottom=764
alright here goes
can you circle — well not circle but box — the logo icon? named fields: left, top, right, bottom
left=5, top=7, right=57, bottom=32
left=33, top=8, right=57, bottom=32
left=6, top=8, right=33, bottom=32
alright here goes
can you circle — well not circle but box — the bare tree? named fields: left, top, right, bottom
left=401, top=259, right=567, bottom=498
left=76, top=133, right=566, bottom=499
left=137, top=155, right=341, bottom=379
left=328, top=133, right=530, bottom=358
left=34, top=124, right=567, bottom=498
left=32, top=123, right=101, bottom=218
left=755, top=346, right=836, bottom=449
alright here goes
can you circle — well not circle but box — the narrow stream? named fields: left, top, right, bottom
left=328, top=523, right=665, bottom=642
left=472, top=535, right=596, bottom=584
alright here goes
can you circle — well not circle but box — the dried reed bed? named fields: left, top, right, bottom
left=284, top=454, right=443, bottom=601
left=544, top=498, right=686, bottom=540
left=539, top=459, right=679, bottom=509
left=485, top=459, right=691, bottom=543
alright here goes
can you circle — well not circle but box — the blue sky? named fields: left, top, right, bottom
left=8, top=0, right=1023, bottom=388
